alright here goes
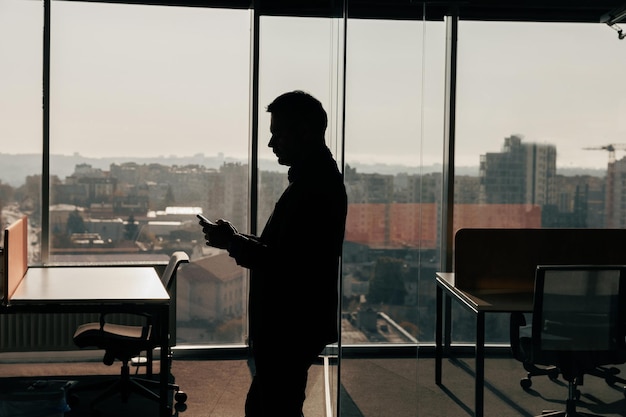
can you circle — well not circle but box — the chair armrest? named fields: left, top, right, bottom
left=510, top=312, right=527, bottom=361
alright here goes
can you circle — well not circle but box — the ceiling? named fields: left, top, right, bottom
left=60, top=0, right=626, bottom=23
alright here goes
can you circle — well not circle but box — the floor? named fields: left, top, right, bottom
left=0, top=353, right=625, bottom=417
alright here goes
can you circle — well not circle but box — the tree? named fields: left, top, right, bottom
left=66, top=209, right=86, bottom=235
left=0, top=181, right=15, bottom=208
left=367, top=257, right=406, bottom=305
left=163, top=184, right=175, bottom=208
left=124, top=214, right=139, bottom=240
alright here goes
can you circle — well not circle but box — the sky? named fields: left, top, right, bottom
left=1, top=0, right=625, bottom=171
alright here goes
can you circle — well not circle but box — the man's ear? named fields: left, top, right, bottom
left=294, top=124, right=309, bottom=140
left=299, top=124, right=323, bottom=144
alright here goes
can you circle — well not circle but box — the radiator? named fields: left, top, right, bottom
left=0, top=313, right=144, bottom=352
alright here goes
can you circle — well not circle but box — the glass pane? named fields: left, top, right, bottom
left=343, top=18, right=444, bottom=347
left=49, top=1, right=251, bottom=344
left=454, top=21, right=626, bottom=344
left=257, top=14, right=343, bottom=416
left=0, top=0, right=43, bottom=264
left=341, top=12, right=443, bottom=417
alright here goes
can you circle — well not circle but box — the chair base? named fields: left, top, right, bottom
left=521, top=363, right=560, bottom=389
left=537, top=385, right=603, bottom=417
left=91, top=375, right=162, bottom=407
left=72, top=361, right=186, bottom=412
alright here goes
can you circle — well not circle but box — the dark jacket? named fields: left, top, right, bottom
left=228, top=146, right=347, bottom=346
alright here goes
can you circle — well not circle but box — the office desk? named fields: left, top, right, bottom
left=435, top=272, right=533, bottom=417
left=5, top=266, right=172, bottom=417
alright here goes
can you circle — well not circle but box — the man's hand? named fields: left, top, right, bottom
left=202, top=218, right=238, bottom=249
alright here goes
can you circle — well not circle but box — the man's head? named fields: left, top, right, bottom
left=267, top=90, right=328, bottom=166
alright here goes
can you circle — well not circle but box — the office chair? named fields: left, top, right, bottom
left=510, top=265, right=626, bottom=417
left=73, top=251, right=190, bottom=412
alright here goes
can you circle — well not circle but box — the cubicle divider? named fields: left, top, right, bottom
left=2, top=215, right=28, bottom=306
left=454, top=228, right=626, bottom=291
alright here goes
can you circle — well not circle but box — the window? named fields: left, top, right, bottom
left=4, top=1, right=253, bottom=345
left=453, top=21, right=626, bottom=344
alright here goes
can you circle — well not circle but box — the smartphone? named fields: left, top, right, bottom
left=196, top=214, right=217, bottom=226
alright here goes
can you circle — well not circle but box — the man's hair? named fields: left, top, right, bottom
left=266, top=90, right=328, bottom=136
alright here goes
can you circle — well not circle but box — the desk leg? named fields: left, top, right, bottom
left=475, top=311, right=485, bottom=417
left=160, top=306, right=171, bottom=417
left=444, top=293, right=451, bottom=353
left=435, top=284, right=442, bottom=385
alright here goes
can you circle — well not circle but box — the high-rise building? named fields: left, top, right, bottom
left=605, top=156, right=626, bottom=228
left=479, top=135, right=556, bottom=205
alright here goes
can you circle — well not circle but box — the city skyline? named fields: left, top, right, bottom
left=0, top=143, right=609, bottom=189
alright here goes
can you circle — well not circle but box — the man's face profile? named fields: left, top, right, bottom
left=269, top=114, right=300, bottom=166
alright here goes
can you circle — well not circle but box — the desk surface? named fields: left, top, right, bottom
left=436, top=272, right=533, bottom=313
left=10, top=266, right=168, bottom=305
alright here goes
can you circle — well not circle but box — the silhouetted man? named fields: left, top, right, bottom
left=200, top=90, right=347, bottom=417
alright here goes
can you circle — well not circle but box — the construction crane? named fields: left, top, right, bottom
left=583, top=143, right=626, bottom=164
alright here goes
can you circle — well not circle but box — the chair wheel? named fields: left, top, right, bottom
left=174, top=390, right=187, bottom=403
left=548, top=370, right=559, bottom=381
left=520, top=378, right=532, bottom=389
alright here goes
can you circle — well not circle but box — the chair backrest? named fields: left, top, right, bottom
left=161, top=251, right=190, bottom=293
left=161, top=251, right=189, bottom=346
left=3, top=216, right=28, bottom=306
left=531, top=265, right=626, bottom=375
